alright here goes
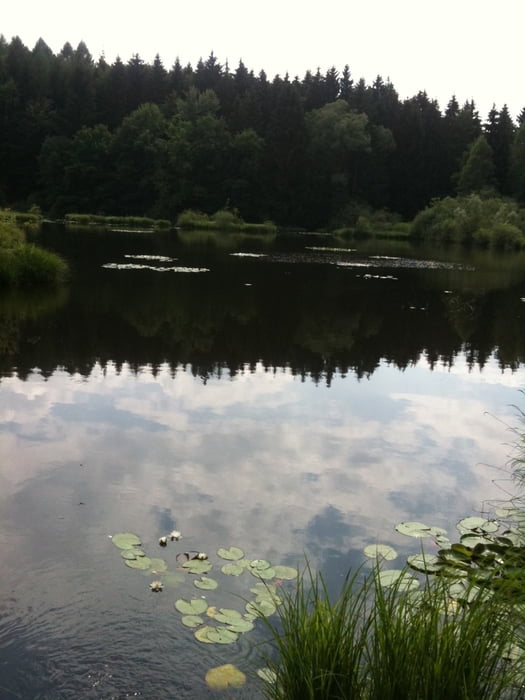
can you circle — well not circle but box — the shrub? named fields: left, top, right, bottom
left=0, top=220, right=68, bottom=287
left=411, top=195, right=525, bottom=248
left=491, top=222, right=524, bottom=249
left=0, top=221, right=25, bottom=249
left=176, top=210, right=211, bottom=229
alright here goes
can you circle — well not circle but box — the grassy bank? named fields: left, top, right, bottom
left=64, top=213, right=171, bottom=230
left=0, top=220, right=68, bottom=287
left=177, top=208, right=277, bottom=234
left=258, top=563, right=524, bottom=699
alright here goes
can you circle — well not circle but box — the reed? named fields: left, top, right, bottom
left=257, top=564, right=524, bottom=700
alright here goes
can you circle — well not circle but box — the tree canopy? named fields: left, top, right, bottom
left=0, top=35, right=522, bottom=226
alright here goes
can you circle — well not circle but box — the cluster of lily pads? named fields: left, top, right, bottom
left=365, top=510, right=525, bottom=600
left=110, top=534, right=298, bottom=643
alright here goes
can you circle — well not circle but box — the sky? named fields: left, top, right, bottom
left=2, top=0, right=523, bottom=120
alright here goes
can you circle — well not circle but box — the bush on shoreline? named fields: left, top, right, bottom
left=177, top=208, right=277, bottom=234
left=0, top=220, right=68, bottom=287
left=410, top=195, right=525, bottom=249
left=64, top=213, right=171, bottom=230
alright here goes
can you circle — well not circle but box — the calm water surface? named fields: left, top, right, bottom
left=1, top=226, right=525, bottom=698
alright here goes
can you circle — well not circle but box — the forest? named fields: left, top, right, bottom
left=1, top=35, right=525, bottom=229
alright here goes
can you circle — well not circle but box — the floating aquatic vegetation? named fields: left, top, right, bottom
left=170, top=530, right=182, bottom=541
left=246, top=599, right=277, bottom=617
left=230, top=252, right=266, bottom=258
left=378, top=569, right=420, bottom=591
left=361, top=273, right=398, bottom=280
left=205, top=664, right=246, bottom=690
left=181, top=615, right=204, bottom=628
left=102, top=263, right=210, bottom=272
left=456, top=517, right=499, bottom=535
left=336, top=256, right=474, bottom=271
left=124, top=254, right=176, bottom=262
left=149, top=558, right=168, bottom=573
left=182, top=559, right=212, bottom=575
left=217, top=546, right=244, bottom=560
left=162, top=572, right=186, bottom=588
left=158, top=536, right=168, bottom=547
left=221, top=563, right=244, bottom=576
left=406, top=553, right=442, bottom=574
left=194, top=576, right=218, bottom=590
left=149, top=580, right=163, bottom=592
left=206, top=627, right=239, bottom=644
left=305, top=246, right=356, bottom=253
left=111, top=532, right=142, bottom=549
left=194, top=625, right=216, bottom=643
left=395, top=521, right=447, bottom=538
left=125, top=556, right=152, bottom=570
left=175, top=598, right=208, bottom=615
left=272, top=565, right=298, bottom=580
left=363, top=544, right=398, bottom=561
left=120, top=549, right=140, bottom=560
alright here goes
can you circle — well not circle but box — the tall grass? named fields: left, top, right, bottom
left=257, top=564, right=524, bottom=700
left=0, top=220, right=68, bottom=286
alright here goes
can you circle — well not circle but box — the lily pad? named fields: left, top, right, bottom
left=214, top=609, right=242, bottom=624
left=253, top=566, right=276, bottom=580
left=149, top=558, right=168, bottom=572
left=120, top=549, right=139, bottom=560
left=217, top=546, right=244, bottom=561
left=395, top=522, right=446, bottom=538
left=194, top=625, right=216, bottom=644
left=407, top=553, right=442, bottom=573
left=363, top=545, right=398, bottom=561
left=250, top=559, right=271, bottom=571
left=125, top=556, right=152, bottom=570
left=378, top=569, right=420, bottom=591
left=457, top=517, right=499, bottom=535
left=206, top=627, right=239, bottom=644
left=221, top=563, right=244, bottom=576
left=205, top=664, right=246, bottom=690
left=162, top=572, right=186, bottom=587
left=175, top=598, right=208, bottom=615
left=272, top=565, right=299, bottom=580
left=246, top=599, right=277, bottom=617
left=182, top=560, right=212, bottom=575
left=181, top=615, right=204, bottom=628
left=227, top=619, right=254, bottom=633
left=111, top=532, right=142, bottom=549
left=194, top=576, right=218, bottom=590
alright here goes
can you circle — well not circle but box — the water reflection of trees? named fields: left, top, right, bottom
left=1, top=265, right=523, bottom=383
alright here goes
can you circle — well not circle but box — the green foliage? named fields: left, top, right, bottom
left=411, top=194, right=525, bottom=248
left=258, top=564, right=524, bottom=700
left=457, top=134, right=497, bottom=195
left=177, top=208, right=276, bottom=233
left=0, top=220, right=68, bottom=286
left=64, top=213, right=171, bottom=230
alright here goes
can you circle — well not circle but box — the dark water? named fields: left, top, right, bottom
left=1, top=225, right=525, bottom=698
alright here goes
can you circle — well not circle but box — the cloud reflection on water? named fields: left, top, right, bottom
left=1, top=356, right=522, bottom=572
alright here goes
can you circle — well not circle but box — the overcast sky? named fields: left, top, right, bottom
left=3, top=0, right=523, bottom=120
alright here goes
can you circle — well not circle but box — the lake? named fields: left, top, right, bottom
left=1, top=225, right=525, bottom=698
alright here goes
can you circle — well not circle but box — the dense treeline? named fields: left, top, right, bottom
left=1, top=35, right=525, bottom=228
